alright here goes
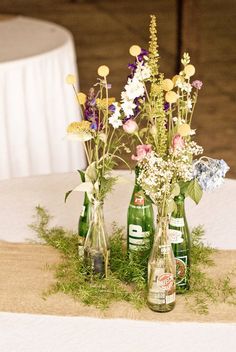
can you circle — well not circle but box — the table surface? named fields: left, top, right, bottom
left=0, top=171, right=236, bottom=351
left=0, top=16, right=72, bottom=63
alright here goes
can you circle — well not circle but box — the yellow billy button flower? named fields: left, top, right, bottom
left=129, top=45, right=141, bottom=57
left=66, top=74, right=76, bottom=85
left=165, top=91, right=178, bottom=104
left=184, top=64, right=195, bottom=77
left=162, top=79, right=174, bottom=91
left=97, top=65, right=110, bottom=77
left=177, top=123, right=191, bottom=137
left=77, top=92, right=87, bottom=105
left=67, top=121, right=93, bottom=141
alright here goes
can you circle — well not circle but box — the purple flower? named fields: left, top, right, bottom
left=109, top=104, right=116, bottom=113
left=192, top=80, right=203, bottom=90
left=137, top=48, right=148, bottom=62
left=164, top=102, right=170, bottom=111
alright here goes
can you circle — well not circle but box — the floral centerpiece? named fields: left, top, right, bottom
left=113, top=15, right=229, bottom=311
left=65, top=66, right=129, bottom=277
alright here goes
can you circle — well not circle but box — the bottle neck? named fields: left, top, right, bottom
left=172, top=194, right=185, bottom=217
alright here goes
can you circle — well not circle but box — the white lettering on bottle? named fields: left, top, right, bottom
left=129, top=224, right=144, bottom=239
left=169, top=229, right=183, bottom=244
left=170, top=217, right=184, bottom=227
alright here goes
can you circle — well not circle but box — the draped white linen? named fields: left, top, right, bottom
left=0, top=16, right=86, bottom=179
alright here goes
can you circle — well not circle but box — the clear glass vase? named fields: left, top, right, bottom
left=84, top=200, right=110, bottom=278
left=147, top=216, right=176, bottom=312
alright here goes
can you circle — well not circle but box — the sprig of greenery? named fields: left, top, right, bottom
left=30, top=207, right=236, bottom=314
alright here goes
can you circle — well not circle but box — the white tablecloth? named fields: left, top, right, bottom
left=0, top=16, right=86, bottom=179
left=0, top=171, right=235, bottom=351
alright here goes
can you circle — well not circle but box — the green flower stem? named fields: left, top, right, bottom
left=72, top=84, right=84, bottom=119
left=189, top=90, right=198, bottom=127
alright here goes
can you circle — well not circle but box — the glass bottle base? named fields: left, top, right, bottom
left=147, top=302, right=175, bottom=312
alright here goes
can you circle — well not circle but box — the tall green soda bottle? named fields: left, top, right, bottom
left=169, top=193, right=190, bottom=293
left=127, top=167, right=155, bottom=252
left=78, top=173, right=91, bottom=255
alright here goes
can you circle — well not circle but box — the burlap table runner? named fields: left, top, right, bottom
left=1, top=241, right=235, bottom=322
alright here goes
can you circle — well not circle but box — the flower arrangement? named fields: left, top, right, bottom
left=118, top=15, right=229, bottom=217
left=65, top=66, right=129, bottom=203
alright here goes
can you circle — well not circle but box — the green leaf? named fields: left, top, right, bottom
left=77, top=170, right=85, bottom=182
left=170, top=183, right=180, bottom=198
left=64, top=190, right=73, bottom=203
left=73, top=182, right=94, bottom=193
left=186, top=179, right=203, bottom=204
left=167, top=198, right=177, bottom=214
left=179, top=181, right=191, bottom=195
left=85, top=162, right=97, bottom=182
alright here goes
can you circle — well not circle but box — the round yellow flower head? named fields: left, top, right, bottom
left=66, top=74, right=76, bottom=85
left=77, top=92, right=87, bottom=105
left=162, top=79, right=174, bottom=92
left=97, top=65, right=110, bottom=77
left=129, top=45, right=141, bottom=57
left=165, top=91, right=178, bottom=104
left=177, top=123, right=191, bottom=136
left=172, top=74, right=184, bottom=86
left=67, top=121, right=92, bottom=141
left=184, top=64, right=195, bottom=77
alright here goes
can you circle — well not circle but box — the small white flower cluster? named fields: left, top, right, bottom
left=137, top=152, right=173, bottom=205
left=121, top=61, right=151, bottom=118
left=108, top=102, right=123, bottom=129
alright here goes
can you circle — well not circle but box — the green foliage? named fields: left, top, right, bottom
left=30, top=207, right=236, bottom=314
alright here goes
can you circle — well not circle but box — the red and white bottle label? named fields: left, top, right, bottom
left=134, top=193, right=145, bottom=206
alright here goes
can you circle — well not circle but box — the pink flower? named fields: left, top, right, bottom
left=123, top=119, right=138, bottom=134
left=192, top=80, right=203, bottom=90
left=131, top=144, right=152, bottom=161
left=172, top=134, right=185, bottom=153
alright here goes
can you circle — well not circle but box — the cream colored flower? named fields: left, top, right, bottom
left=184, top=64, right=195, bottom=77
left=129, top=45, right=141, bottom=57
left=77, top=92, right=87, bottom=105
left=177, top=123, right=191, bottom=136
left=67, top=121, right=93, bottom=141
left=97, top=65, right=110, bottom=77
left=165, top=91, right=179, bottom=104
left=162, top=79, right=174, bottom=91
left=66, top=74, right=76, bottom=85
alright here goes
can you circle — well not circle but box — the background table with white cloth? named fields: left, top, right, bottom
left=0, top=170, right=236, bottom=351
left=0, top=16, right=86, bottom=180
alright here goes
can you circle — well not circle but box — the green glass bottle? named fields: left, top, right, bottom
left=169, top=193, right=191, bottom=293
left=127, top=167, right=155, bottom=252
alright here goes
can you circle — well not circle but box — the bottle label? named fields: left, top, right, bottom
left=148, top=271, right=175, bottom=305
left=80, top=205, right=86, bottom=217
left=134, top=192, right=145, bottom=206
left=129, top=224, right=147, bottom=239
left=176, top=256, right=187, bottom=285
left=169, top=229, right=183, bottom=244
left=128, top=225, right=150, bottom=250
left=170, top=217, right=184, bottom=227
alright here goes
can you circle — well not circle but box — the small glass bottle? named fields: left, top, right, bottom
left=169, top=193, right=191, bottom=293
left=78, top=173, right=91, bottom=256
left=84, top=200, right=110, bottom=278
left=147, top=217, right=176, bottom=312
left=127, top=167, right=155, bottom=252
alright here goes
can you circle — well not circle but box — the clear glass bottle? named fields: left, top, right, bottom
left=78, top=173, right=91, bottom=256
left=147, top=217, right=176, bottom=312
left=84, top=200, right=110, bottom=278
left=127, top=167, right=155, bottom=252
left=169, top=193, right=191, bottom=293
